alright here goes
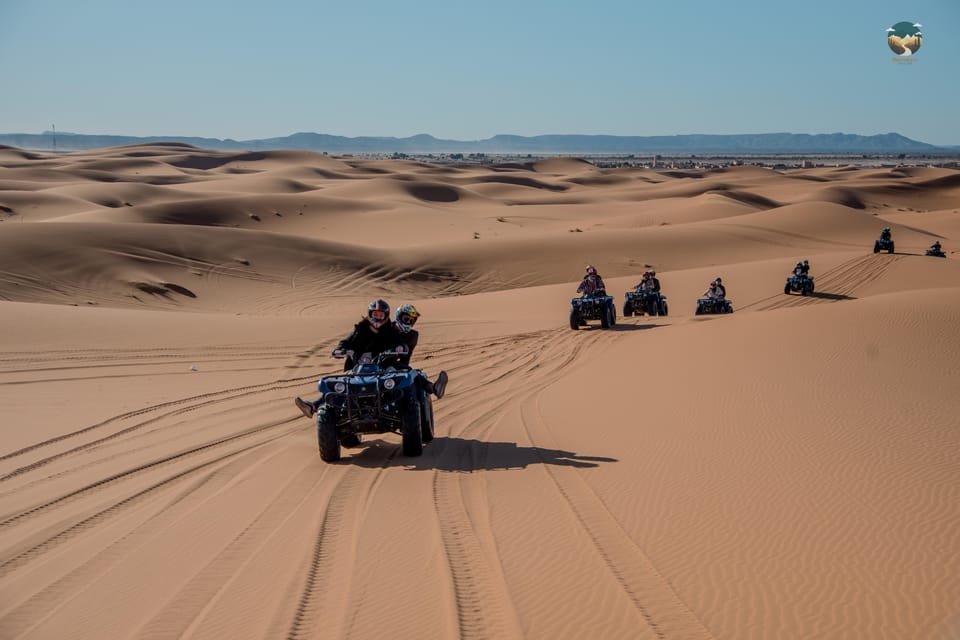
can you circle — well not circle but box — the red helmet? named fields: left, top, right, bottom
left=367, top=299, right=390, bottom=328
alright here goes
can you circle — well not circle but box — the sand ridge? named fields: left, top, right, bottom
left=1, top=145, right=959, bottom=639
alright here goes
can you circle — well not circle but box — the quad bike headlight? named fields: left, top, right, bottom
left=383, top=378, right=396, bottom=390
left=334, top=382, right=346, bottom=393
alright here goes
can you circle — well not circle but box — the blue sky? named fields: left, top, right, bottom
left=1, top=0, right=958, bottom=144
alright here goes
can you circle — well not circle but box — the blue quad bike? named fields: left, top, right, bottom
left=695, top=297, right=734, bottom=315
left=570, top=293, right=616, bottom=330
left=314, top=351, right=434, bottom=462
left=784, top=274, right=815, bottom=296
left=873, top=238, right=895, bottom=254
left=926, top=247, right=946, bottom=258
left=623, top=290, right=668, bottom=317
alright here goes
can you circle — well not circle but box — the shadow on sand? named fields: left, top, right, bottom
left=807, top=291, right=856, bottom=301
left=342, top=436, right=618, bottom=471
left=575, top=322, right=663, bottom=332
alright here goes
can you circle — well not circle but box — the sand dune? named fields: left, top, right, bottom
left=1, top=145, right=958, bottom=639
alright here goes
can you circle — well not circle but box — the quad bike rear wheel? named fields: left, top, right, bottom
left=420, top=391, right=434, bottom=444
left=402, top=400, right=423, bottom=457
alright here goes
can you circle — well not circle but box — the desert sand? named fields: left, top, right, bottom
left=1, top=144, right=958, bottom=639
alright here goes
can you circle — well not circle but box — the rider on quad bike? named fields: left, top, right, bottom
left=704, top=278, right=726, bottom=300
left=294, top=300, right=447, bottom=423
left=577, top=265, right=607, bottom=296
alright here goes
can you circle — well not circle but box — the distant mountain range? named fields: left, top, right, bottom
left=0, top=131, right=950, bottom=154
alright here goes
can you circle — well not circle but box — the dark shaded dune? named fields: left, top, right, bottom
left=0, top=147, right=47, bottom=161
left=914, top=173, right=960, bottom=190
left=465, top=175, right=570, bottom=192
left=132, top=200, right=243, bottom=226
left=309, top=168, right=357, bottom=179
left=414, top=165, right=468, bottom=175
left=786, top=173, right=831, bottom=182
left=803, top=186, right=868, bottom=209
left=47, top=182, right=188, bottom=209
left=404, top=183, right=461, bottom=202
left=114, top=142, right=200, bottom=151
left=71, top=158, right=179, bottom=173
left=660, top=170, right=705, bottom=179
left=0, top=191, right=98, bottom=219
left=564, top=174, right=635, bottom=187
left=0, top=221, right=391, bottom=310
left=705, top=188, right=781, bottom=209
left=343, top=163, right=393, bottom=175
left=490, top=162, right=537, bottom=171
left=166, top=152, right=268, bottom=170
left=58, top=167, right=201, bottom=186
left=114, top=193, right=389, bottom=228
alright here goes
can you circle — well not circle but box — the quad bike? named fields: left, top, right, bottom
left=784, top=273, right=815, bottom=296
left=314, top=351, right=434, bottom=462
left=695, top=297, right=734, bottom=315
left=570, top=293, right=616, bottom=330
left=623, top=290, right=668, bottom=317
left=873, top=238, right=895, bottom=254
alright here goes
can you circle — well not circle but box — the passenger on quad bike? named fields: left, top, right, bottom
left=577, top=265, right=607, bottom=297
left=393, top=303, right=448, bottom=398
left=633, top=270, right=661, bottom=293
left=704, top=278, right=726, bottom=300
left=294, top=300, right=447, bottom=422
left=880, top=227, right=892, bottom=242
left=793, top=260, right=811, bottom=277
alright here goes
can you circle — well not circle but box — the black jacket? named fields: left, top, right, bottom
left=337, top=319, right=404, bottom=370
left=394, top=327, right=419, bottom=367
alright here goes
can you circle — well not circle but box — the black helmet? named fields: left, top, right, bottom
left=367, top=299, right=390, bottom=328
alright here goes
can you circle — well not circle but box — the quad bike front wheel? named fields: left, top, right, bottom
left=569, top=309, right=580, bottom=330
left=316, top=407, right=341, bottom=462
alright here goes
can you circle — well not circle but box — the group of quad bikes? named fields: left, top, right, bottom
left=570, top=232, right=949, bottom=331
left=568, top=290, right=670, bottom=330
left=313, top=231, right=949, bottom=464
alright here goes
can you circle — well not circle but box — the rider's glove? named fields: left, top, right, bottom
left=393, top=345, right=408, bottom=354
left=332, top=348, right=349, bottom=358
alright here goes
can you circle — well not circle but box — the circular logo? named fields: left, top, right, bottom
left=887, top=21, right=922, bottom=56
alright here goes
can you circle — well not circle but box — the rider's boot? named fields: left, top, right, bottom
left=295, top=396, right=315, bottom=419
left=423, top=370, right=449, bottom=399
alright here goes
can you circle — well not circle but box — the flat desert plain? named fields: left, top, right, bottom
left=1, top=144, right=959, bottom=639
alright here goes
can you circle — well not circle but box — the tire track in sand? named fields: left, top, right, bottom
left=427, top=327, right=602, bottom=639
left=518, top=382, right=715, bottom=639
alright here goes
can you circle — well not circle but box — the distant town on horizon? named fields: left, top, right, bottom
left=2, top=130, right=958, bottom=155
